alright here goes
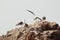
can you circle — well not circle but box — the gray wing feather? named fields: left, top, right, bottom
left=27, top=10, right=35, bottom=16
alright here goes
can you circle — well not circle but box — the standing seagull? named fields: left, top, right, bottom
left=27, top=10, right=42, bottom=21
left=16, top=21, right=23, bottom=26
left=16, top=20, right=25, bottom=26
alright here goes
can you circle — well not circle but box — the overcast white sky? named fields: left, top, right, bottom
left=0, top=0, right=60, bottom=35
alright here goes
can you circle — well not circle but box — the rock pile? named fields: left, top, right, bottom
left=0, top=17, right=60, bottom=40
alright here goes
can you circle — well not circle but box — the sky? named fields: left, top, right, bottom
left=0, top=0, right=60, bottom=35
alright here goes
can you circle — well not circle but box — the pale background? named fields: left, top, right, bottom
left=0, top=0, right=60, bottom=35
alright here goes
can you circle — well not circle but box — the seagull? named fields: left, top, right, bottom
left=16, top=19, right=28, bottom=27
left=16, top=21, right=23, bottom=26
left=27, top=10, right=42, bottom=21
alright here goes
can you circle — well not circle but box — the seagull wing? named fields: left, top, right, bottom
left=34, top=17, right=42, bottom=20
left=27, top=10, right=35, bottom=16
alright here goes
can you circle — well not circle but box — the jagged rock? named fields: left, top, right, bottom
left=48, top=22, right=59, bottom=30
left=0, top=18, right=60, bottom=40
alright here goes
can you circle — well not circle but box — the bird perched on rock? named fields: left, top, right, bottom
left=16, top=21, right=23, bottom=26
left=27, top=10, right=42, bottom=21
left=16, top=19, right=29, bottom=28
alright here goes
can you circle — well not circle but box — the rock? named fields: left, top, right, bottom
left=48, top=22, right=59, bottom=30
left=0, top=17, right=60, bottom=40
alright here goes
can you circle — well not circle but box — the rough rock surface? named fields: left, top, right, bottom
left=0, top=20, right=60, bottom=40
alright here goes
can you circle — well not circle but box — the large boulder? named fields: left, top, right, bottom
left=0, top=20, right=60, bottom=40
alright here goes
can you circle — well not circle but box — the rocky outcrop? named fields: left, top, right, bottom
left=0, top=19, right=60, bottom=40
